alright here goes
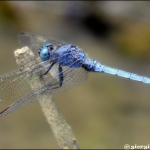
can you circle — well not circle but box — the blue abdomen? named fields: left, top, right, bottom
left=83, top=59, right=103, bottom=72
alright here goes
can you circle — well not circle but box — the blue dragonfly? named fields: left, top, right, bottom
left=0, top=32, right=150, bottom=117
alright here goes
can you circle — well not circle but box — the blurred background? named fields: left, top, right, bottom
left=1, top=1, right=150, bottom=149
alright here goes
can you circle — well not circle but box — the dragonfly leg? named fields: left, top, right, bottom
left=40, top=61, right=56, bottom=75
left=59, top=64, right=63, bottom=87
left=45, top=64, right=64, bottom=91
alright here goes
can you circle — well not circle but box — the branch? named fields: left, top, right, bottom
left=14, top=46, right=80, bottom=149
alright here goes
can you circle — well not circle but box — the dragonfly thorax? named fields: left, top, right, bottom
left=55, top=44, right=86, bottom=68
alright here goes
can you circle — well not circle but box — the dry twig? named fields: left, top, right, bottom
left=14, top=46, right=80, bottom=149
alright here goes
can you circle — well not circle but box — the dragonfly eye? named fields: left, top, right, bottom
left=40, top=47, right=50, bottom=61
left=43, top=43, right=53, bottom=51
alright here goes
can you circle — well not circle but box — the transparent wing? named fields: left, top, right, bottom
left=0, top=68, right=31, bottom=102
left=18, top=31, right=69, bottom=56
left=0, top=58, right=53, bottom=102
left=0, top=59, right=88, bottom=117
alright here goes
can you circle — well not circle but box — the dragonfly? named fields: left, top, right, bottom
left=0, top=31, right=150, bottom=117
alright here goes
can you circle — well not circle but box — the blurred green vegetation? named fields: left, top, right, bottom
left=0, top=1, right=150, bottom=149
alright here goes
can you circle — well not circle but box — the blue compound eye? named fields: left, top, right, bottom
left=43, top=43, right=52, bottom=47
left=43, top=43, right=53, bottom=51
left=40, top=46, right=50, bottom=61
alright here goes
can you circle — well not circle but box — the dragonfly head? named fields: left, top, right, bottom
left=38, top=43, right=53, bottom=61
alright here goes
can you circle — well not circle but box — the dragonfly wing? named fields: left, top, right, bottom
left=0, top=59, right=88, bottom=117
left=18, top=32, right=68, bottom=56
left=39, top=58, right=88, bottom=96
left=47, top=64, right=88, bottom=96
left=0, top=68, right=32, bottom=102
left=0, top=59, right=53, bottom=102
left=0, top=88, right=39, bottom=117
